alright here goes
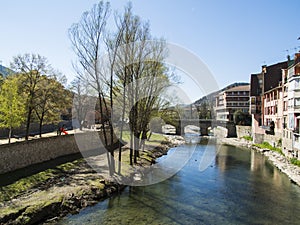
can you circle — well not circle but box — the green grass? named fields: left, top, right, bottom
left=0, top=159, right=84, bottom=202
left=242, top=135, right=252, bottom=141
left=120, top=131, right=166, bottom=144
left=0, top=169, right=57, bottom=202
left=254, top=141, right=283, bottom=155
left=147, top=133, right=166, bottom=142
left=291, top=158, right=300, bottom=167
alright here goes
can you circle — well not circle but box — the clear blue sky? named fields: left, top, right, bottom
left=0, top=0, right=299, bottom=102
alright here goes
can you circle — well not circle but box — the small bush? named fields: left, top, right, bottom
left=291, top=158, right=300, bottom=167
left=254, top=141, right=283, bottom=155
left=242, top=135, right=252, bottom=141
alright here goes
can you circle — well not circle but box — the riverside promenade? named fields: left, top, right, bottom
left=0, top=130, right=76, bottom=145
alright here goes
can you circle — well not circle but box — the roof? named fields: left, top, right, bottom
left=264, top=61, right=288, bottom=92
left=225, top=84, right=250, bottom=92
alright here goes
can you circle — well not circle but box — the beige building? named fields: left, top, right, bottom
left=263, top=85, right=283, bottom=137
left=215, top=84, right=250, bottom=122
left=250, top=61, right=288, bottom=143
left=282, top=53, right=300, bottom=158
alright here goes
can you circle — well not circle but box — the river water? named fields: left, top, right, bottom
left=58, top=140, right=300, bottom=225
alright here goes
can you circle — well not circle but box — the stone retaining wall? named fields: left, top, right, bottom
left=213, top=126, right=228, bottom=138
left=236, top=125, right=252, bottom=138
left=253, top=133, right=281, bottom=146
left=0, top=132, right=102, bottom=174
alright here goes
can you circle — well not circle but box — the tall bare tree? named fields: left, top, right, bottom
left=110, top=4, right=171, bottom=165
left=69, top=1, right=116, bottom=174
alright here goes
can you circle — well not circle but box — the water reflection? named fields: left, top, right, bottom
left=58, top=144, right=300, bottom=225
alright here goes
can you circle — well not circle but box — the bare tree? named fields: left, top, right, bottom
left=110, top=4, right=171, bottom=165
left=70, top=78, right=92, bottom=130
left=68, top=1, right=116, bottom=174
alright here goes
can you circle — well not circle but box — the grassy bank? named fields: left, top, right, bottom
left=253, top=141, right=283, bottom=155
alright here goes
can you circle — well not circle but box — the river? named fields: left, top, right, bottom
left=57, top=139, right=300, bottom=225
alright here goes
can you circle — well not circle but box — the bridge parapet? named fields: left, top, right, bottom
left=174, top=119, right=236, bottom=137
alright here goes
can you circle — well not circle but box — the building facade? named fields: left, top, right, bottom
left=215, top=84, right=250, bottom=122
left=250, top=61, right=289, bottom=143
left=282, top=53, right=300, bottom=157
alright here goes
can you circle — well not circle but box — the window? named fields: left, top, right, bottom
left=289, top=113, right=294, bottom=129
left=295, top=98, right=300, bottom=107
left=295, top=78, right=300, bottom=89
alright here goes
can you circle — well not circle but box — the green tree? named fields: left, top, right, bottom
left=197, top=101, right=212, bottom=119
left=233, top=110, right=251, bottom=125
left=34, top=75, right=70, bottom=137
left=0, top=76, right=25, bottom=143
left=11, top=53, right=54, bottom=140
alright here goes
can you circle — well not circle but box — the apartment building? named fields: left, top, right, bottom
left=250, top=61, right=289, bottom=143
left=282, top=53, right=300, bottom=157
left=263, top=85, right=283, bottom=136
left=215, top=84, right=250, bottom=122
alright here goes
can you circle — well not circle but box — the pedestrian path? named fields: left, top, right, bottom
left=0, top=130, right=76, bottom=145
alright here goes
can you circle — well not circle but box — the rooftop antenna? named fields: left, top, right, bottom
left=285, top=49, right=289, bottom=56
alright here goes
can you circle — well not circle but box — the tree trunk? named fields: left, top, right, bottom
left=39, top=113, right=45, bottom=138
left=8, top=126, right=12, bottom=144
left=25, top=108, right=32, bottom=141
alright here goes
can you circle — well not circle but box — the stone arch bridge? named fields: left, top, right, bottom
left=173, top=119, right=236, bottom=137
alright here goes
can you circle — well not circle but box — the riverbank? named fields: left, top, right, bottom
left=220, top=137, right=300, bottom=186
left=0, top=135, right=184, bottom=225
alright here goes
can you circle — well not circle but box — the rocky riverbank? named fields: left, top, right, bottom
left=220, top=137, right=300, bottom=186
left=0, top=135, right=181, bottom=225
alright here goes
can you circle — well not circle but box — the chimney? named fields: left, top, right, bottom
left=262, top=65, right=267, bottom=73
left=295, top=53, right=300, bottom=67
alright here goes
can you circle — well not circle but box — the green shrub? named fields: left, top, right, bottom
left=242, top=135, right=252, bottom=141
left=254, top=141, right=283, bottom=155
left=291, top=158, right=300, bottom=167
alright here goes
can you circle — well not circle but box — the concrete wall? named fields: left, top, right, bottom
left=213, top=126, right=228, bottom=139
left=252, top=132, right=282, bottom=147
left=263, top=134, right=281, bottom=147
left=236, top=125, right=252, bottom=138
left=0, top=131, right=102, bottom=175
